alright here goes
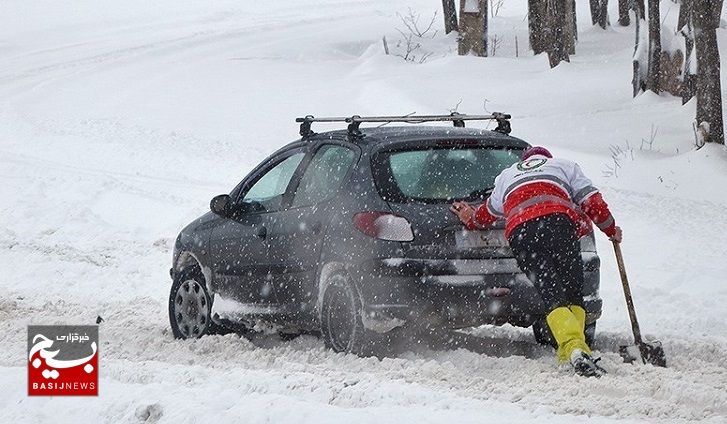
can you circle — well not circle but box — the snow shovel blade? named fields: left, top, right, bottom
left=618, top=341, right=667, bottom=367
left=639, top=340, right=667, bottom=367
left=612, top=242, right=667, bottom=368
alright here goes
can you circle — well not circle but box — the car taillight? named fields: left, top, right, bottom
left=353, top=212, right=414, bottom=242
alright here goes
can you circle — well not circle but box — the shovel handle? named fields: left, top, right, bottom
left=613, top=241, right=644, bottom=344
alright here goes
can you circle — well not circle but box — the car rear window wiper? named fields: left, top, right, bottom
left=467, top=186, right=495, bottom=200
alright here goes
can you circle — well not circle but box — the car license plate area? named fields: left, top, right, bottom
left=455, top=230, right=506, bottom=249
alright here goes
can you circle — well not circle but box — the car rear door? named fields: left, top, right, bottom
left=265, top=142, right=359, bottom=314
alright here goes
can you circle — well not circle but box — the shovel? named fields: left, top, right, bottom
left=613, top=241, right=667, bottom=367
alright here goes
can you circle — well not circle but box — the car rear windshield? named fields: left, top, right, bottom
left=372, top=145, right=523, bottom=203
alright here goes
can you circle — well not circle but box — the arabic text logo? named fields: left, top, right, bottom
left=28, top=325, right=98, bottom=396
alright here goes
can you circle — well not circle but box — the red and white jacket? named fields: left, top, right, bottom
left=466, top=154, right=617, bottom=239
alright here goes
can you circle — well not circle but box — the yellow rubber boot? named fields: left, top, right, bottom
left=546, top=306, right=591, bottom=363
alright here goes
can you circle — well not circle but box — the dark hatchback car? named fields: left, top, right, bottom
left=169, top=114, right=602, bottom=354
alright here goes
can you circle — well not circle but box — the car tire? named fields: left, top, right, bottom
left=532, top=318, right=596, bottom=349
left=320, top=272, right=369, bottom=355
left=584, top=321, right=596, bottom=347
left=169, top=268, right=221, bottom=339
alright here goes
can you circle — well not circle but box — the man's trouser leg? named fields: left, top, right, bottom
left=509, top=214, right=590, bottom=362
left=570, top=303, right=587, bottom=332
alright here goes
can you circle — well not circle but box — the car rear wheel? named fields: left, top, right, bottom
left=320, top=272, right=368, bottom=355
left=169, top=268, right=219, bottom=339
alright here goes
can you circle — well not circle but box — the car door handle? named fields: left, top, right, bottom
left=310, top=221, right=322, bottom=234
left=255, top=226, right=267, bottom=239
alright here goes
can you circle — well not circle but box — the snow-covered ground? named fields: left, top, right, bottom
left=1, top=0, right=727, bottom=422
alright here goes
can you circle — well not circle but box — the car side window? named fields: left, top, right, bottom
left=241, top=152, right=305, bottom=212
left=291, top=145, right=356, bottom=208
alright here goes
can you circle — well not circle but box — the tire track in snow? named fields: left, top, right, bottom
left=1, top=297, right=725, bottom=422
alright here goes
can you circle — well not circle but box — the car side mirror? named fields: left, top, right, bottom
left=210, top=194, right=232, bottom=217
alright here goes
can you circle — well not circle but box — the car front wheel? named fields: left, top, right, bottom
left=169, top=268, right=217, bottom=339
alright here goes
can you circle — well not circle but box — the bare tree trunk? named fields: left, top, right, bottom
left=632, top=1, right=647, bottom=96
left=598, top=0, right=610, bottom=29
left=458, top=0, right=487, bottom=56
left=618, top=0, right=631, bottom=26
left=679, top=0, right=696, bottom=104
left=572, top=0, right=579, bottom=43
left=482, top=0, right=489, bottom=56
left=442, top=0, right=459, bottom=34
left=529, top=0, right=548, bottom=54
left=589, top=0, right=600, bottom=25
left=677, top=0, right=689, bottom=28
left=547, top=0, right=571, bottom=67
left=694, top=0, right=725, bottom=144
left=565, top=0, right=576, bottom=54
left=646, top=0, right=661, bottom=92
left=529, top=0, right=575, bottom=62
left=590, top=0, right=610, bottom=27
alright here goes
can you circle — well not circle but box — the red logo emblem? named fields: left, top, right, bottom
left=28, top=325, right=98, bottom=396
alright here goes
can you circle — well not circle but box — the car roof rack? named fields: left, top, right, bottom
left=295, top=112, right=512, bottom=139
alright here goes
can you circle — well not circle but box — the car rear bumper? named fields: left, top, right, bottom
left=356, top=255, right=602, bottom=332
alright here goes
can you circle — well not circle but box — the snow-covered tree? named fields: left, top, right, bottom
left=693, top=0, right=725, bottom=144
left=645, top=0, right=662, bottom=92
left=528, top=0, right=576, bottom=66
left=528, top=0, right=547, bottom=55
left=457, top=0, right=488, bottom=56
left=631, top=0, right=650, bottom=95
left=590, top=0, right=610, bottom=28
left=547, top=0, right=571, bottom=66
left=618, top=0, right=630, bottom=26
left=678, top=0, right=696, bottom=103
left=442, top=0, right=459, bottom=34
